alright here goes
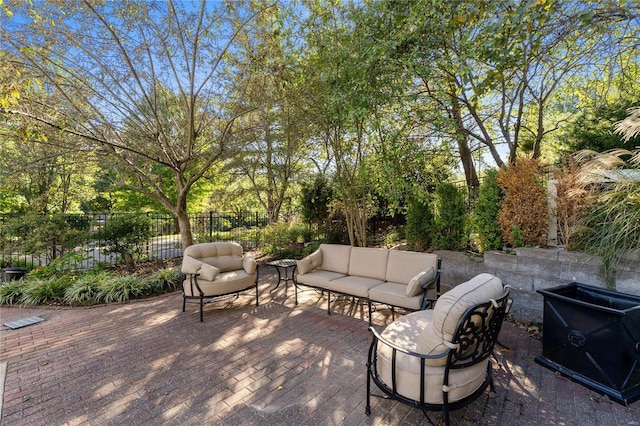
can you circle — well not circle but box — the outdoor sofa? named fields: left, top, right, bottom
left=181, top=241, right=259, bottom=322
left=293, top=244, right=441, bottom=324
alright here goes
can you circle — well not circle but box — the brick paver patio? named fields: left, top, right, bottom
left=1, top=267, right=639, bottom=425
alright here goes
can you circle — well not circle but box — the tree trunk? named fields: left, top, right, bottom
left=449, top=81, right=480, bottom=189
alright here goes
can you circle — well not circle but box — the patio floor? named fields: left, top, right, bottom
left=1, top=267, right=639, bottom=425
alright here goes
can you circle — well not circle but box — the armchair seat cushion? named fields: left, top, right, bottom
left=376, top=310, right=488, bottom=404
left=182, top=270, right=256, bottom=297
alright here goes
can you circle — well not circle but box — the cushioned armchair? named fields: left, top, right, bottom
left=181, top=242, right=259, bottom=322
left=366, top=273, right=511, bottom=425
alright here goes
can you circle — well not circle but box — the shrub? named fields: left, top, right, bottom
left=21, top=277, right=70, bottom=305
left=0, top=213, right=87, bottom=262
left=0, top=280, right=26, bottom=305
left=497, top=158, right=548, bottom=247
left=96, top=275, right=148, bottom=303
left=261, top=221, right=318, bottom=258
left=147, top=267, right=182, bottom=293
left=433, top=183, right=467, bottom=250
left=94, top=213, right=153, bottom=268
left=471, top=169, right=503, bottom=252
left=64, top=271, right=107, bottom=305
left=405, top=196, right=434, bottom=251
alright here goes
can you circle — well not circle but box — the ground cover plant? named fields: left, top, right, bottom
left=0, top=260, right=182, bottom=307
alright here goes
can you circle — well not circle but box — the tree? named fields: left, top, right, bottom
left=1, top=0, right=272, bottom=248
left=227, top=3, right=313, bottom=224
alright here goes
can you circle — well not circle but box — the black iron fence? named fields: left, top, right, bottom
left=0, top=211, right=270, bottom=269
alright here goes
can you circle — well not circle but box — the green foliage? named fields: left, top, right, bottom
left=497, top=159, right=548, bottom=247
left=147, top=267, right=182, bottom=293
left=94, top=213, right=153, bottom=266
left=29, top=248, right=90, bottom=279
left=0, top=279, right=26, bottom=305
left=405, top=197, right=434, bottom=251
left=64, top=272, right=102, bottom=306
left=21, top=277, right=69, bottom=305
left=0, top=213, right=87, bottom=261
left=300, top=176, right=333, bottom=225
left=511, top=225, right=525, bottom=248
left=261, top=221, right=319, bottom=259
left=433, top=183, right=467, bottom=250
left=96, top=275, right=147, bottom=303
left=471, top=169, right=503, bottom=252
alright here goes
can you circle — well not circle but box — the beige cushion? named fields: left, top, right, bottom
left=416, top=273, right=504, bottom=366
left=319, top=244, right=352, bottom=274
left=182, top=270, right=256, bottom=297
left=295, top=270, right=346, bottom=288
left=348, top=247, right=389, bottom=281
left=369, top=282, right=422, bottom=310
left=377, top=310, right=488, bottom=404
left=386, top=251, right=439, bottom=285
left=327, top=276, right=384, bottom=298
left=243, top=254, right=257, bottom=275
left=297, top=249, right=322, bottom=275
left=184, top=242, right=244, bottom=272
left=405, top=266, right=436, bottom=297
left=198, top=263, right=220, bottom=281
left=181, top=255, right=204, bottom=275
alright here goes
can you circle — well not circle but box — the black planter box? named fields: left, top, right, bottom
left=535, top=282, right=640, bottom=405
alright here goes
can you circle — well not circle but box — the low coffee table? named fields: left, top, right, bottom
left=266, top=259, right=297, bottom=293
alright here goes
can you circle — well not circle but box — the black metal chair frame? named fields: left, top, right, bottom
left=293, top=259, right=442, bottom=325
left=366, top=288, right=511, bottom=425
left=182, top=268, right=260, bottom=322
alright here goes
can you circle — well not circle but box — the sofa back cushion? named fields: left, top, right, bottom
left=318, top=244, right=352, bottom=274
left=348, top=247, right=389, bottom=281
left=386, top=251, right=439, bottom=285
left=416, top=273, right=504, bottom=366
left=183, top=242, right=244, bottom=272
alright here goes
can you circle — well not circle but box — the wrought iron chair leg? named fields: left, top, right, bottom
left=199, top=295, right=204, bottom=322
left=327, top=291, right=331, bottom=315
left=182, top=296, right=186, bottom=312
left=365, top=363, right=372, bottom=415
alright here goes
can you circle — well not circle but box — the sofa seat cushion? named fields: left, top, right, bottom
left=369, top=282, right=422, bottom=310
left=182, top=270, right=256, bottom=297
left=376, top=310, right=488, bottom=404
left=417, top=273, right=504, bottom=366
left=295, top=270, right=346, bottom=288
left=326, top=276, right=384, bottom=298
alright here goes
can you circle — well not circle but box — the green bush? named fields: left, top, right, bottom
left=405, top=197, right=434, bottom=251
left=300, top=176, right=333, bottom=226
left=21, top=277, right=70, bottom=305
left=96, top=275, right=148, bottom=303
left=261, top=221, right=319, bottom=258
left=94, top=213, right=153, bottom=267
left=471, top=169, right=503, bottom=252
left=0, top=280, right=26, bottom=305
left=433, top=183, right=467, bottom=250
left=147, top=267, right=182, bottom=293
left=0, top=213, right=87, bottom=262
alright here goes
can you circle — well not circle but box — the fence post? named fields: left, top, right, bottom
left=209, top=211, right=213, bottom=238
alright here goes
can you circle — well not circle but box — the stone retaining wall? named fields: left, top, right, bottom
left=434, top=248, right=640, bottom=324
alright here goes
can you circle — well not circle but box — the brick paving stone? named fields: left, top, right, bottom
left=2, top=269, right=640, bottom=425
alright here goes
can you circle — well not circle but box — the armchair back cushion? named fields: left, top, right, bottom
left=184, top=242, right=243, bottom=272
left=416, top=273, right=504, bottom=366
